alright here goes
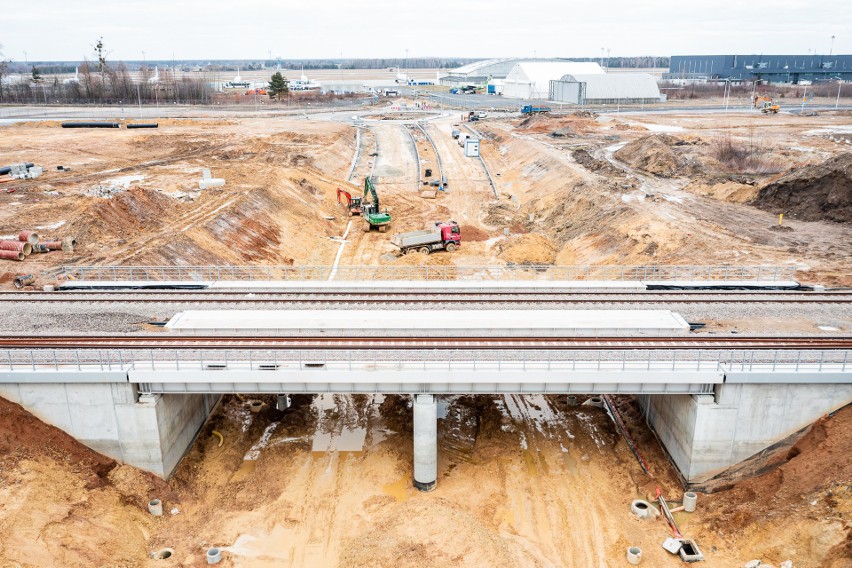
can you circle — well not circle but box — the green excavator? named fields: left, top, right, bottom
left=362, top=176, right=392, bottom=232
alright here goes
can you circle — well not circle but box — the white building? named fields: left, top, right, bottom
left=502, top=62, right=604, bottom=99
left=549, top=73, right=661, bottom=105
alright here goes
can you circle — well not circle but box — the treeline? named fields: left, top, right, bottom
left=0, top=62, right=213, bottom=104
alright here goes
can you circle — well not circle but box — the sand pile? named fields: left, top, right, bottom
left=614, top=134, right=686, bottom=177
left=0, top=396, right=166, bottom=566
left=684, top=180, right=760, bottom=204
left=752, top=153, right=852, bottom=223
left=458, top=224, right=491, bottom=241
left=496, top=233, right=558, bottom=264
left=572, top=149, right=622, bottom=176
left=697, top=404, right=852, bottom=567
left=516, top=112, right=598, bottom=135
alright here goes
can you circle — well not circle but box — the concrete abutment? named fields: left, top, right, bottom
left=637, top=383, right=852, bottom=484
left=0, top=382, right=219, bottom=477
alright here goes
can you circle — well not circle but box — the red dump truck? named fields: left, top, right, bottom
left=391, top=221, right=461, bottom=254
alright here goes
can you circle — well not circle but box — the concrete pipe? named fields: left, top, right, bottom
left=0, top=241, right=32, bottom=255
left=276, top=394, right=291, bottom=411
left=206, top=548, right=222, bottom=564
left=413, top=394, right=437, bottom=492
left=18, top=230, right=39, bottom=245
left=148, top=499, right=163, bottom=516
left=248, top=400, right=264, bottom=414
left=154, top=548, right=174, bottom=560
left=630, top=500, right=652, bottom=519
left=683, top=491, right=698, bottom=513
left=583, top=396, right=605, bottom=408
left=626, top=546, right=642, bottom=565
left=566, top=395, right=579, bottom=407
left=0, top=250, right=25, bottom=261
left=14, top=274, right=35, bottom=288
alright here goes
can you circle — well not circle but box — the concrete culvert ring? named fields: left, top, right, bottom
left=206, top=547, right=223, bottom=564
left=626, top=546, right=642, bottom=565
left=631, top=500, right=652, bottom=519
left=148, top=498, right=163, bottom=516
left=683, top=491, right=698, bottom=512
left=582, top=396, right=605, bottom=408
left=155, top=548, right=174, bottom=560
left=566, top=395, right=579, bottom=406
left=248, top=400, right=264, bottom=414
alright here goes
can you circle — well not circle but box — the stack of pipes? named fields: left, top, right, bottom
left=0, top=230, right=77, bottom=261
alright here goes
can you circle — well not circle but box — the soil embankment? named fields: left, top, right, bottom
left=752, top=153, right=852, bottom=223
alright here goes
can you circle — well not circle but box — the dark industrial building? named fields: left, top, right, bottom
left=664, top=54, right=852, bottom=84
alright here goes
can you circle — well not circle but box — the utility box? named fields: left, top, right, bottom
left=464, top=138, right=480, bottom=157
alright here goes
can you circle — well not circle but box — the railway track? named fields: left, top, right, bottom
left=1, top=291, right=849, bottom=304
left=1, top=336, right=849, bottom=350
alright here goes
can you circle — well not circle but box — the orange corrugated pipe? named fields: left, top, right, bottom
left=0, top=250, right=25, bottom=261
left=18, top=230, right=39, bottom=244
left=0, top=240, right=32, bottom=255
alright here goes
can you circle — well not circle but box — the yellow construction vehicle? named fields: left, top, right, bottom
left=754, top=96, right=780, bottom=114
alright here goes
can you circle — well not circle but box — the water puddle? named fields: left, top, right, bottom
left=382, top=477, right=409, bottom=502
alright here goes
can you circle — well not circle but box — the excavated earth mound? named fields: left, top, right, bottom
left=614, top=134, right=686, bottom=177
left=752, top=152, right=852, bottom=223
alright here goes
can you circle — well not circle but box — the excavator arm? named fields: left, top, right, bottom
left=337, top=187, right=352, bottom=207
left=363, top=177, right=379, bottom=210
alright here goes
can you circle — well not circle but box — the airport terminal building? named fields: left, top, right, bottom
left=665, top=54, right=852, bottom=84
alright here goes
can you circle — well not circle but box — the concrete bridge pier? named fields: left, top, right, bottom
left=413, top=394, right=437, bottom=491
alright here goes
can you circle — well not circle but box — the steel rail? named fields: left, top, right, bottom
left=1, top=336, right=849, bottom=350
left=0, top=292, right=848, bottom=304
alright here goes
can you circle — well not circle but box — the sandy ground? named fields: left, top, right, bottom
left=1, top=394, right=849, bottom=567
left=1, top=104, right=850, bottom=286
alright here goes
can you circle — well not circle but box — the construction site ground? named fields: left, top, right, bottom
left=1, top=105, right=851, bottom=567
left=0, top=105, right=850, bottom=287
left=1, top=393, right=849, bottom=567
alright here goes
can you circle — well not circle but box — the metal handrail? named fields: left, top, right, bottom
left=4, top=348, right=847, bottom=374
left=57, top=265, right=798, bottom=283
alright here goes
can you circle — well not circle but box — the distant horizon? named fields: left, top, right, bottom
left=3, top=53, right=849, bottom=67
left=0, top=0, right=846, bottom=62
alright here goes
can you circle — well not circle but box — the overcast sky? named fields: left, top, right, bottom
left=1, top=0, right=848, bottom=62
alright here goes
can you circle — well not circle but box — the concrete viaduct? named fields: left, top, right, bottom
left=2, top=344, right=849, bottom=490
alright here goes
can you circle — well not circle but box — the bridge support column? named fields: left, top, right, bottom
left=413, top=394, right=437, bottom=492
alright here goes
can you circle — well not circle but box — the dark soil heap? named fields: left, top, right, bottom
left=752, top=153, right=852, bottom=223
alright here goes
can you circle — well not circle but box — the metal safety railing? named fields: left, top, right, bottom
left=3, top=348, right=848, bottom=375
left=56, top=265, right=799, bottom=283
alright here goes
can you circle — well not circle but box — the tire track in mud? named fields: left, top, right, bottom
left=494, top=394, right=613, bottom=566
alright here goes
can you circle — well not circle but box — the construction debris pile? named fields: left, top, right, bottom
left=0, top=230, right=76, bottom=262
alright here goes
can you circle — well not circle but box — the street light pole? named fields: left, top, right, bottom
left=837, top=80, right=842, bottom=110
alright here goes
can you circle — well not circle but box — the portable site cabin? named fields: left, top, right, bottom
left=464, top=138, right=480, bottom=157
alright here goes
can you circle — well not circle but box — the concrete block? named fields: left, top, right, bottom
left=0, top=383, right=22, bottom=404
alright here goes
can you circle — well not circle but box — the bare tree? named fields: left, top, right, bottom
left=0, top=43, right=9, bottom=102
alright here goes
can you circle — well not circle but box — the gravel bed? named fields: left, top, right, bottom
left=1, top=301, right=850, bottom=335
